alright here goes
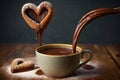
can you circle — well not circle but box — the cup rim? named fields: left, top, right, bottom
left=35, top=43, right=82, bottom=57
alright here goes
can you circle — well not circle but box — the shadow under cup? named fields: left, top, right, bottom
left=35, top=44, right=93, bottom=78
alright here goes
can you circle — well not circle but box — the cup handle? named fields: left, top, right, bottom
left=78, top=49, right=93, bottom=68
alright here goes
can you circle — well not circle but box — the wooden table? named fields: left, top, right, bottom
left=0, top=44, right=120, bottom=80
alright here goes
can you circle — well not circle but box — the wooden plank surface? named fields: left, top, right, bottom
left=0, top=44, right=120, bottom=80
left=106, top=45, right=120, bottom=68
left=80, top=44, right=120, bottom=80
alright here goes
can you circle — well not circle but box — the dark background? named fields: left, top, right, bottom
left=0, top=0, right=120, bottom=44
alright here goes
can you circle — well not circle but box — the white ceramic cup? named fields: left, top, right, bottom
left=35, top=44, right=93, bottom=77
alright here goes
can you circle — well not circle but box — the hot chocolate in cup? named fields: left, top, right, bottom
left=35, top=44, right=93, bottom=77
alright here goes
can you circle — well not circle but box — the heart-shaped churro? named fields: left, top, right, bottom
left=21, top=1, right=53, bottom=45
left=11, top=58, right=35, bottom=73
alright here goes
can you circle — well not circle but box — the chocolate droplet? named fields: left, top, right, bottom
left=36, top=69, right=45, bottom=75
left=82, top=64, right=94, bottom=70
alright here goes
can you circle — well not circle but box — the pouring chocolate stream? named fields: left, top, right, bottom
left=21, top=1, right=53, bottom=46
left=72, top=7, right=120, bottom=53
